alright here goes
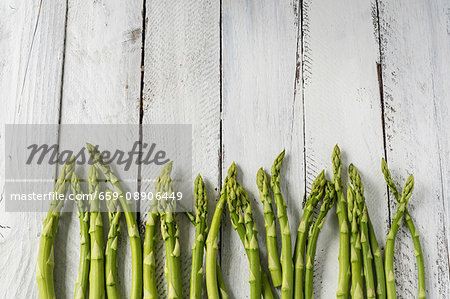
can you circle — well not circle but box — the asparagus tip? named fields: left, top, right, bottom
left=271, top=150, right=285, bottom=179
left=86, top=142, right=95, bottom=152
left=256, top=167, right=267, bottom=191
left=402, top=174, right=414, bottom=202
left=332, top=144, right=341, bottom=159
left=227, top=162, right=237, bottom=179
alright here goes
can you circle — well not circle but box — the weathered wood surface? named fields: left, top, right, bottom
left=0, top=0, right=449, bottom=298
left=0, top=0, right=67, bottom=298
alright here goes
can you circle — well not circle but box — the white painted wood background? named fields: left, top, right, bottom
left=0, top=0, right=449, bottom=298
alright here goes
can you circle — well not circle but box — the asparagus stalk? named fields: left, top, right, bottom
left=156, top=162, right=183, bottom=299
left=86, top=143, right=142, bottom=299
left=348, top=164, right=376, bottom=299
left=88, top=165, right=105, bottom=299
left=270, top=150, right=293, bottom=299
left=225, top=165, right=275, bottom=299
left=381, top=159, right=423, bottom=299
left=143, top=204, right=159, bottom=299
left=294, top=170, right=326, bottom=299
left=262, top=270, right=275, bottom=299
left=349, top=163, right=386, bottom=299
left=368, top=219, right=386, bottom=299
left=205, top=164, right=235, bottom=299
left=216, top=260, right=230, bottom=299
left=361, top=206, right=376, bottom=297
left=36, top=157, right=75, bottom=299
left=304, top=181, right=336, bottom=299
left=189, top=174, right=208, bottom=299
left=226, top=175, right=262, bottom=299
left=105, top=188, right=121, bottom=299
left=256, top=167, right=282, bottom=287
left=331, top=145, right=351, bottom=299
left=347, top=184, right=364, bottom=299
left=71, top=172, right=91, bottom=299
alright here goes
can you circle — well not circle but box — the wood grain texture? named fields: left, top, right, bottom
left=301, top=0, right=389, bottom=297
left=58, top=0, right=143, bottom=298
left=141, top=0, right=220, bottom=297
left=221, top=0, right=304, bottom=297
left=378, top=0, right=450, bottom=297
left=0, top=0, right=67, bottom=298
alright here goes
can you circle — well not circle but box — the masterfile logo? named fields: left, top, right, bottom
left=4, top=124, right=193, bottom=212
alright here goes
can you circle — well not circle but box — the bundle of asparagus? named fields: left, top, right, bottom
left=87, top=143, right=142, bottom=299
left=226, top=167, right=263, bottom=299
left=294, top=170, right=326, bottom=299
left=35, top=145, right=426, bottom=299
left=257, top=168, right=282, bottom=288
left=349, top=164, right=385, bottom=299
left=304, top=182, right=335, bottom=299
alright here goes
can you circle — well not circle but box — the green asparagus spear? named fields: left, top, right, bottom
left=156, top=162, right=183, bottom=299
left=332, top=145, right=351, bottom=299
left=347, top=184, right=364, bottom=299
left=294, top=170, right=326, bottom=299
left=381, top=159, right=423, bottom=299
left=361, top=206, right=376, bottom=297
left=143, top=204, right=159, bottom=299
left=256, top=167, right=282, bottom=287
left=368, top=219, right=386, bottom=299
left=86, top=143, right=142, bottom=299
left=88, top=165, right=105, bottom=299
left=205, top=164, right=235, bottom=299
left=105, top=188, right=121, bottom=299
left=402, top=212, right=425, bottom=299
left=37, top=157, right=75, bottom=299
left=348, top=164, right=376, bottom=299
left=226, top=175, right=262, bottom=299
left=304, top=181, right=336, bottom=299
left=189, top=174, right=208, bottom=299
left=71, top=172, right=91, bottom=299
left=270, top=150, right=293, bottom=299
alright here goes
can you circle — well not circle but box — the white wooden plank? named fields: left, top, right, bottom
left=301, top=0, right=388, bottom=297
left=0, top=0, right=67, bottom=297
left=141, top=0, right=220, bottom=297
left=378, top=0, right=450, bottom=297
left=221, top=0, right=304, bottom=296
left=58, top=0, right=143, bottom=297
